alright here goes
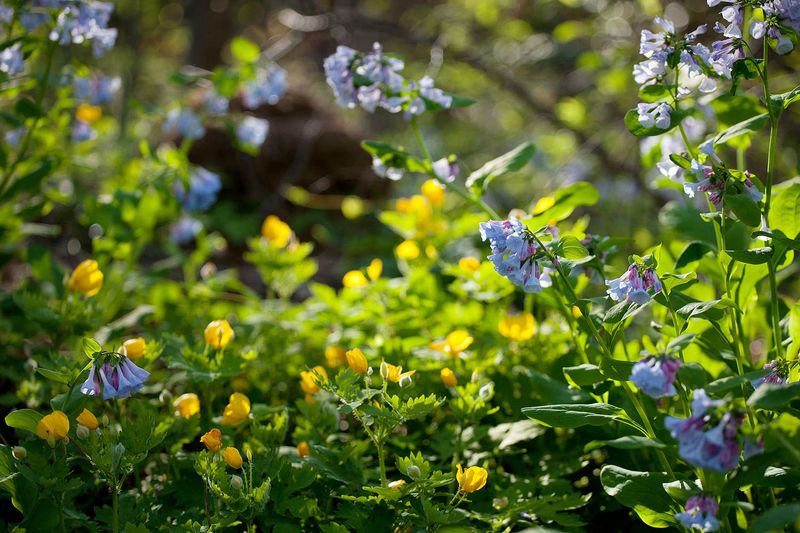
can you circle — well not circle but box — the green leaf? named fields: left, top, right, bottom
left=706, top=370, right=768, bottom=394
left=724, top=191, right=761, bottom=227
left=0, top=160, right=53, bottom=202
left=604, top=300, right=648, bottom=324
left=747, top=382, right=800, bottom=409
left=4, top=409, right=43, bottom=434
left=563, top=364, right=604, bottom=387
left=726, top=247, right=773, bottom=264
left=599, top=358, right=635, bottom=381
left=713, top=113, right=769, bottom=146
left=82, top=337, right=101, bottom=358
left=15, top=97, right=44, bottom=119
left=600, top=465, right=674, bottom=515
left=711, top=94, right=766, bottom=128
left=769, top=183, right=800, bottom=239
left=488, top=420, right=547, bottom=450
left=638, top=85, right=671, bottom=103
left=465, top=142, right=535, bottom=193
left=522, top=403, right=626, bottom=428
left=230, top=37, right=260, bottom=63
left=523, top=182, right=600, bottom=227
left=554, top=235, right=589, bottom=260
left=675, top=241, right=713, bottom=269
left=772, top=85, right=800, bottom=111
left=677, top=363, right=707, bottom=389
left=624, top=107, right=689, bottom=137
left=584, top=435, right=667, bottom=452
left=749, top=503, right=800, bottom=532
left=361, top=141, right=426, bottom=173
left=36, top=367, right=70, bottom=385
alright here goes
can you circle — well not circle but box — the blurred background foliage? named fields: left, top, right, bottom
left=34, top=0, right=800, bottom=288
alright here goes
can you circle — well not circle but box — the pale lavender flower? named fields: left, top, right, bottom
left=606, top=263, right=662, bottom=304
left=71, top=120, right=96, bottom=142
left=675, top=495, right=720, bottom=532
left=431, top=158, right=459, bottom=183
left=204, top=90, right=229, bottom=115
left=81, top=355, right=150, bottom=400
left=0, top=43, right=24, bottom=76
left=163, top=108, right=205, bottom=140
left=637, top=102, right=672, bottom=129
left=372, top=157, right=403, bottom=181
left=242, top=65, right=286, bottom=108
left=73, top=73, right=121, bottom=105
left=236, top=116, right=269, bottom=147
left=170, top=216, right=202, bottom=244
left=174, top=166, right=222, bottom=212
left=630, top=356, right=682, bottom=398
left=480, top=219, right=552, bottom=293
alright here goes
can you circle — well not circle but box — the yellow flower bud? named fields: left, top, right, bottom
left=76, top=425, right=90, bottom=440
left=456, top=464, right=488, bottom=493
left=498, top=312, right=536, bottom=341
left=261, top=215, right=292, bottom=247
left=67, top=259, right=104, bottom=297
left=395, top=240, right=420, bottom=260
left=36, top=411, right=70, bottom=447
left=12, top=446, right=26, bottom=460
left=458, top=257, right=481, bottom=272
left=300, top=366, right=327, bottom=395
left=223, top=447, right=243, bottom=469
left=121, top=337, right=146, bottom=360
left=200, top=428, right=223, bottom=452
left=389, top=479, right=406, bottom=491
left=297, top=441, right=311, bottom=457
left=230, top=475, right=243, bottom=490
left=221, top=392, right=251, bottom=425
left=204, top=319, right=233, bottom=349
left=325, top=345, right=347, bottom=368
left=572, top=305, right=583, bottom=318
left=342, top=270, right=368, bottom=288
left=367, top=258, right=383, bottom=281
left=421, top=179, right=445, bottom=207
left=440, top=367, right=457, bottom=387
left=76, top=408, right=98, bottom=430
left=76, top=103, right=102, bottom=124
left=346, top=348, right=368, bottom=374
left=173, top=393, right=201, bottom=419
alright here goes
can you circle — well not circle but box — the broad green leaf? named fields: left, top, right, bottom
left=749, top=503, right=800, bottom=532
left=36, top=367, right=70, bottom=385
left=524, top=182, right=600, bottom=227
left=584, top=435, right=667, bottom=452
left=599, top=358, right=635, bottom=381
left=724, top=192, right=761, bottom=227
left=675, top=241, right=713, bottom=269
left=563, top=364, right=604, bottom=387
left=522, top=403, right=626, bottom=428
left=600, top=465, right=674, bottom=514
left=465, top=142, right=535, bottom=194
left=726, top=247, right=773, bottom=264
left=677, top=363, right=708, bottom=389
left=713, top=112, right=769, bottom=146
left=747, top=382, right=800, bottom=409
left=769, top=183, right=800, bottom=239
left=706, top=370, right=768, bottom=394
left=555, top=235, right=589, bottom=260
left=4, top=409, right=43, bottom=434
left=82, top=337, right=101, bottom=358
left=0, top=160, right=53, bottom=202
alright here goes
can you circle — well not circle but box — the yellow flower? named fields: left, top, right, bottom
left=342, top=270, right=368, bottom=288
left=572, top=305, right=583, bottom=318
left=396, top=240, right=420, bottom=260
left=440, top=368, right=457, bottom=387
left=325, top=345, right=347, bottom=368
left=430, top=330, right=474, bottom=359
left=367, top=258, right=383, bottom=281
left=76, top=408, right=98, bottom=430
left=396, top=195, right=432, bottom=218
left=204, top=319, right=233, bottom=349
left=173, top=393, right=201, bottom=419
left=200, top=428, right=223, bottom=452
left=389, top=479, right=406, bottom=491
left=381, top=361, right=416, bottom=383
left=121, top=337, right=146, bottom=360
left=67, top=259, right=104, bottom=297
left=36, top=411, right=70, bottom=447
left=261, top=215, right=292, bottom=247
left=76, top=103, right=102, bottom=124
left=222, top=392, right=251, bottom=425
left=223, top=447, right=243, bottom=469
left=297, top=441, right=311, bottom=457
left=498, top=312, right=536, bottom=341
left=421, top=179, right=445, bottom=207
left=346, top=348, right=368, bottom=374
left=532, top=195, right=556, bottom=215
left=456, top=464, right=488, bottom=493
left=458, top=257, right=481, bottom=272
left=300, top=366, right=328, bottom=395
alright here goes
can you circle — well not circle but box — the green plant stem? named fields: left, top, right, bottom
left=409, top=116, right=500, bottom=219
left=112, top=484, right=119, bottom=533
left=376, top=439, right=388, bottom=487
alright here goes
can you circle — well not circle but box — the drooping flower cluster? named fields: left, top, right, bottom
left=72, top=73, right=121, bottom=105
left=710, top=0, right=799, bottom=58
left=236, top=115, right=269, bottom=148
left=675, top=494, right=720, bottom=532
left=630, top=356, right=682, bottom=398
left=751, top=359, right=789, bottom=388
left=242, top=64, right=287, bottom=109
left=665, top=389, right=744, bottom=472
left=163, top=108, right=205, bottom=140
left=606, top=262, right=662, bottom=304
left=480, top=219, right=553, bottom=293
left=80, top=353, right=150, bottom=400
left=679, top=144, right=763, bottom=207
left=634, top=17, right=716, bottom=129
left=174, top=167, right=222, bottom=212
left=324, top=43, right=452, bottom=119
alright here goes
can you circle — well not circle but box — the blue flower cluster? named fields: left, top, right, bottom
left=479, top=219, right=552, bottom=293
left=163, top=108, right=205, bottom=140
left=236, top=116, right=269, bottom=148
left=324, top=42, right=452, bottom=119
left=73, top=73, right=121, bottom=105
left=170, top=216, right=202, bottom=245
left=80, top=356, right=150, bottom=400
left=630, top=356, right=681, bottom=398
left=665, top=389, right=743, bottom=472
left=174, top=166, right=222, bottom=213
left=0, top=43, right=23, bottom=76
left=675, top=495, right=720, bottom=532
left=606, top=263, right=662, bottom=304
left=242, top=65, right=286, bottom=109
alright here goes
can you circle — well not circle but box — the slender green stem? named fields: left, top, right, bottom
left=376, top=439, right=388, bottom=487
left=409, top=116, right=500, bottom=219
left=111, top=484, right=119, bottom=533
left=622, top=382, right=675, bottom=477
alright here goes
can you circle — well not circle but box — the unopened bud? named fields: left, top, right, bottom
left=246, top=449, right=253, bottom=463
left=24, top=359, right=38, bottom=374
left=406, top=465, right=421, bottom=480
left=102, top=414, right=110, bottom=426
left=159, top=389, right=173, bottom=404
left=479, top=383, right=494, bottom=400
left=367, top=366, right=373, bottom=376
left=76, top=425, right=90, bottom=440
left=12, top=446, right=26, bottom=460
left=379, top=361, right=389, bottom=380
left=230, top=475, right=243, bottom=490
left=399, top=374, right=412, bottom=388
